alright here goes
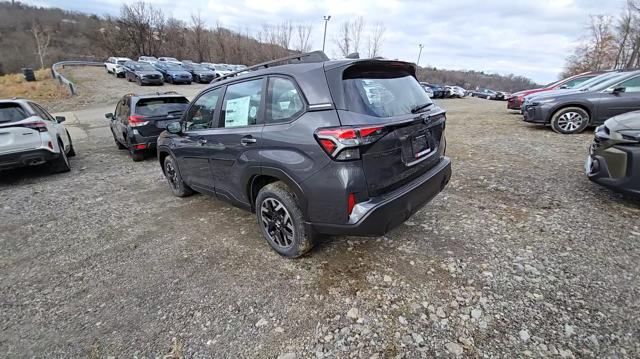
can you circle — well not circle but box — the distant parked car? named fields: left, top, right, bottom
left=447, top=86, right=466, bottom=98
left=0, top=99, right=75, bottom=173
left=522, top=71, right=628, bottom=111
left=508, top=71, right=603, bottom=110
left=138, top=56, right=158, bottom=64
left=157, top=57, right=182, bottom=65
left=153, top=62, right=193, bottom=84
left=105, top=57, right=132, bottom=78
left=586, top=111, right=640, bottom=196
left=201, top=63, right=233, bottom=77
left=106, top=92, right=189, bottom=161
left=522, top=70, right=640, bottom=134
left=180, top=63, right=216, bottom=83
left=472, top=88, right=504, bottom=100
left=420, top=83, right=434, bottom=98
left=421, top=83, right=445, bottom=98
left=123, top=61, right=164, bottom=86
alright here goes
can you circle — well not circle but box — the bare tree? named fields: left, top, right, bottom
left=277, top=21, right=293, bottom=50
left=190, top=13, right=209, bottom=62
left=31, top=22, right=51, bottom=69
left=295, top=23, right=313, bottom=52
left=334, top=21, right=351, bottom=56
left=367, top=22, right=386, bottom=58
left=350, top=17, right=365, bottom=54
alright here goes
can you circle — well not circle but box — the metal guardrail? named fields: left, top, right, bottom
left=51, top=61, right=104, bottom=96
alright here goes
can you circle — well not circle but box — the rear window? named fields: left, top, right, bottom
left=343, top=69, right=432, bottom=118
left=0, top=103, right=29, bottom=124
left=135, top=97, right=189, bottom=116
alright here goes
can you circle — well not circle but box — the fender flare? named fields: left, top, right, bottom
left=248, top=167, right=308, bottom=217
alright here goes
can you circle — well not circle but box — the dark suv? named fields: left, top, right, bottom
left=107, top=92, right=189, bottom=161
left=157, top=52, right=451, bottom=257
left=123, top=61, right=164, bottom=86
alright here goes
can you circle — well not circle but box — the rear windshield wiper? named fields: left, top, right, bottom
left=411, top=103, right=434, bottom=114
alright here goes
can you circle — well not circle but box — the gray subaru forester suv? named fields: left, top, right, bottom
left=157, top=51, right=452, bottom=257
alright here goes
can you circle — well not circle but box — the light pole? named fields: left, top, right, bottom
left=322, top=15, right=331, bottom=53
left=417, top=44, right=424, bottom=66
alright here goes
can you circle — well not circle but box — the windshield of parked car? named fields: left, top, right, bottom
left=135, top=97, right=189, bottom=116
left=117, top=59, right=128, bottom=65
left=215, top=65, right=232, bottom=71
left=0, top=103, right=29, bottom=123
left=343, top=69, right=432, bottom=118
left=163, top=57, right=178, bottom=62
left=132, top=63, right=155, bottom=71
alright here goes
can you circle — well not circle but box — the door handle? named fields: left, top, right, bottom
left=198, top=138, right=207, bottom=145
left=241, top=136, right=257, bottom=145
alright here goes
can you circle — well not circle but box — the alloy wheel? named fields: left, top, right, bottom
left=557, top=111, right=584, bottom=132
left=260, top=198, right=295, bottom=249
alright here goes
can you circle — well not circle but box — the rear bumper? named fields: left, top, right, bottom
left=309, top=157, right=452, bottom=236
left=130, top=133, right=160, bottom=150
left=507, top=97, right=521, bottom=110
left=0, top=148, right=58, bottom=170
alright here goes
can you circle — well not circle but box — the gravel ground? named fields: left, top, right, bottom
left=1, top=70, right=639, bottom=358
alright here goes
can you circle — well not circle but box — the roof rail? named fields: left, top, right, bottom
left=210, top=50, right=329, bottom=84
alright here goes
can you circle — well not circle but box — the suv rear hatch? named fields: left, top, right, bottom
left=131, top=96, right=189, bottom=137
left=0, top=103, right=44, bottom=154
left=323, top=61, right=446, bottom=197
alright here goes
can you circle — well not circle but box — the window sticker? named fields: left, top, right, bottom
left=225, top=96, right=251, bottom=127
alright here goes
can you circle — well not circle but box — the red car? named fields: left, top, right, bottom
left=507, top=72, right=602, bottom=110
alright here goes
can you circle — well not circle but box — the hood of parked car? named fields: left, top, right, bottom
left=526, top=89, right=583, bottom=101
left=193, top=69, right=215, bottom=76
left=511, top=87, right=548, bottom=98
left=605, top=110, right=640, bottom=131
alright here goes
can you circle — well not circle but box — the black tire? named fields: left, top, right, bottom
left=129, top=148, right=145, bottom=162
left=186, top=81, right=192, bottom=85
left=550, top=106, right=590, bottom=134
left=126, top=75, right=132, bottom=82
left=194, top=75, right=200, bottom=83
left=49, top=140, right=71, bottom=173
left=255, top=182, right=315, bottom=258
left=136, top=77, right=143, bottom=86
left=163, top=155, right=193, bottom=197
left=66, top=130, right=76, bottom=157
left=168, top=76, right=173, bottom=84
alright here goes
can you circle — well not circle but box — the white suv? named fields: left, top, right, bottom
left=105, top=57, right=132, bottom=78
left=0, top=99, right=75, bottom=173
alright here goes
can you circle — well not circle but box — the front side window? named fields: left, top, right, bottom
left=184, top=88, right=222, bottom=131
left=220, top=79, right=263, bottom=128
left=617, top=76, right=640, bottom=92
left=266, top=77, right=305, bottom=124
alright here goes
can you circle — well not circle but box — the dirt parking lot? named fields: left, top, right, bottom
left=1, top=68, right=639, bottom=358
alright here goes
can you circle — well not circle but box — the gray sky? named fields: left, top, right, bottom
left=27, top=0, right=624, bottom=83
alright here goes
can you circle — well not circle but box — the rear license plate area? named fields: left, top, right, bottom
left=411, top=134, right=432, bottom=159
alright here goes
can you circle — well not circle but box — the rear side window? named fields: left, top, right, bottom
left=266, top=77, right=305, bottom=124
left=0, top=103, right=28, bottom=124
left=343, top=67, right=431, bottom=118
left=135, top=97, right=189, bottom=116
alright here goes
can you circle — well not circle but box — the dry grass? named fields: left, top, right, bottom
left=0, top=68, right=69, bottom=102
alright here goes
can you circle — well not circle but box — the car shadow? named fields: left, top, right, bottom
left=0, top=165, right=58, bottom=186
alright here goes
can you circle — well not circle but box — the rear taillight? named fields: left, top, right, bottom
left=23, top=121, right=48, bottom=132
left=128, top=115, right=149, bottom=127
left=315, top=125, right=386, bottom=161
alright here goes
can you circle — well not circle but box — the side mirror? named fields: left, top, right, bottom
left=55, top=116, right=66, bottom=123
left=559, top=85, right=569, bottom=89
left=166, top=121, right=182, bottom=134
left=613, top=86, right=626, bottom=94
left=105, top=113, right=114, bottom=119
